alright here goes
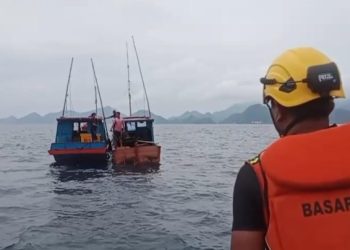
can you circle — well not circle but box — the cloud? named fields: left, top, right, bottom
left=0, top=0, right=350, bottom=118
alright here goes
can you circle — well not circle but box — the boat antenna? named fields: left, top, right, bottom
left=90, top=58, right=110, bottom=141
left=132, top=36, right=151, bottom=118
left=94, top=85, right=98, bottom=115
left=62, top=57, right=74, bottom=117
left=126, top=42, right=132, bottom=116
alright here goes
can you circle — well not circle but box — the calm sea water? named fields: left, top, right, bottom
left=0, top=124, right=277, bottom=250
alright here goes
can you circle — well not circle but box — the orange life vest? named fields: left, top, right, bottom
left=251, top=123, right=350, bottom=250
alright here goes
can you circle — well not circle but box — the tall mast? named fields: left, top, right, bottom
left=132, top=36, right=151, bottom=118
left=91, top=58, right=109, bottom=140
left=62, top=57, right=74, bottom=117
left=94, top=86, right=98, bottom=114
left=126, top=42, right=132, bottom=116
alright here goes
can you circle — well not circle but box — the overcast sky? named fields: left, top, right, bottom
left=1, top=0, right=350, bottom=118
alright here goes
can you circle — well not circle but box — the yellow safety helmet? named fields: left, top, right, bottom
left=260, top=47, right=345, bottom=107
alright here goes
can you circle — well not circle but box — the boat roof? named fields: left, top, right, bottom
left=57, top=116, right=104, bottom=122
left=123, top=116, right=154, bottom=122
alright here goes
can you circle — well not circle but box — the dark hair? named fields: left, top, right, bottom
left=284, top=97, right=334, bottom=119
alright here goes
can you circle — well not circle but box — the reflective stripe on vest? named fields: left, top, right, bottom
left=255, top=123, right=350, bottom=250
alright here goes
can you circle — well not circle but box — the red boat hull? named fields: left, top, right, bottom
left=48, top=148, right=106, bottom=155
left=112, top=145, right=161, bottom=166
left=48, top=148, right=108, bottom=165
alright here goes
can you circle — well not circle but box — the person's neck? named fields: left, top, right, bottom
left=286, top=118, right=330, bottom=136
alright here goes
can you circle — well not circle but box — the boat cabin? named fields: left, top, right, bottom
left=55, top=117, right=107, bottom=143
left=121, top=116, right=155, bottom=146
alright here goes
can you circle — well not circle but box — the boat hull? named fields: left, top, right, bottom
left=51, top=153, right=108, bottom=165
left=49, top=142, right=109, bottom=165
left=112, top=145, right=161, bottom=166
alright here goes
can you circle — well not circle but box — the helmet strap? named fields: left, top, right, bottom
left=266, top=104, right=285, bottom=137
left=266, top=104, right=307, bottom=137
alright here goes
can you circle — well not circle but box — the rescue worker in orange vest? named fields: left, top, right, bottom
left=231, top=47, right=348, bottom=250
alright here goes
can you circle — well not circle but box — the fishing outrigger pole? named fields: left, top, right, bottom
left=91, top=58, right=112, bottom=150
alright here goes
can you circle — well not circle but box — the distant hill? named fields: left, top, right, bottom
left=0, top=115, right=17, bottom=124
left=167, top=103, right=253, bottom=124
left=337, top=99, right=350, bottom=111
left=2, top=102, right=350, bottom=125
left=0, top=107, right=169, bottom=125
left=180, top=115, right=215, bottom=124
left=131, top=110, right=169, bottom=124
left=331, top=108, right=350, bottom=124
left=223, top=104, right=271, bottom=124
left=212, top=102, right=254, bottom=122
left=168, top=111, right=215, bottom=124
left=18, top=112, right=42, bottom=123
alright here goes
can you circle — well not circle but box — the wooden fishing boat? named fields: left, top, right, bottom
left=48, top=58, right=111, bottom=165
left=112, top=37, right=161, bottom=166
left=49, top=116, right=110, bottom=164
left=112, top=116, right=161, bottom=165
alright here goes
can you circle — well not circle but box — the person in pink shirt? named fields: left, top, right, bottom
left=110, top=111, right=124, bottom=147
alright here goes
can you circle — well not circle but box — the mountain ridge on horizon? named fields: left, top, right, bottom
left=1, top=101, right=350, bottom=124
left=0, top=102, right=253, bottom=121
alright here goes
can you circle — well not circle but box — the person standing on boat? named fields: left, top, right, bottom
left=110, top=111, right=124, bottom=147
left=89, top=112, right=98, bottom=141
left=106, top=110, right=117, bottom=119
left=231, top=47, right=349, bottom=250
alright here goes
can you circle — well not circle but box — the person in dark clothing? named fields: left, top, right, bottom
left=89, top=112, right=98, bottom=141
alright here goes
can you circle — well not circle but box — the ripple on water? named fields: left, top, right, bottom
left=0, top=124, right=277, bottom=250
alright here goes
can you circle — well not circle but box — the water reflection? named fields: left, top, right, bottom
left=49, top=160, right=110, bottom=169
left=50, top=163, right=111, bottom=183
left=50, top=162, right=160, bottom=183
left=112, top=164, right=160, bottom=175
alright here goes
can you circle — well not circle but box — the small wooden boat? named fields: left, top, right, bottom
left=49, top=116, right=110, bottom=164
left=112, top=116, right=161, bottom=165
left=112, top=37, right=161, bottom=166
left=49, top=58, right=111, bottom=165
